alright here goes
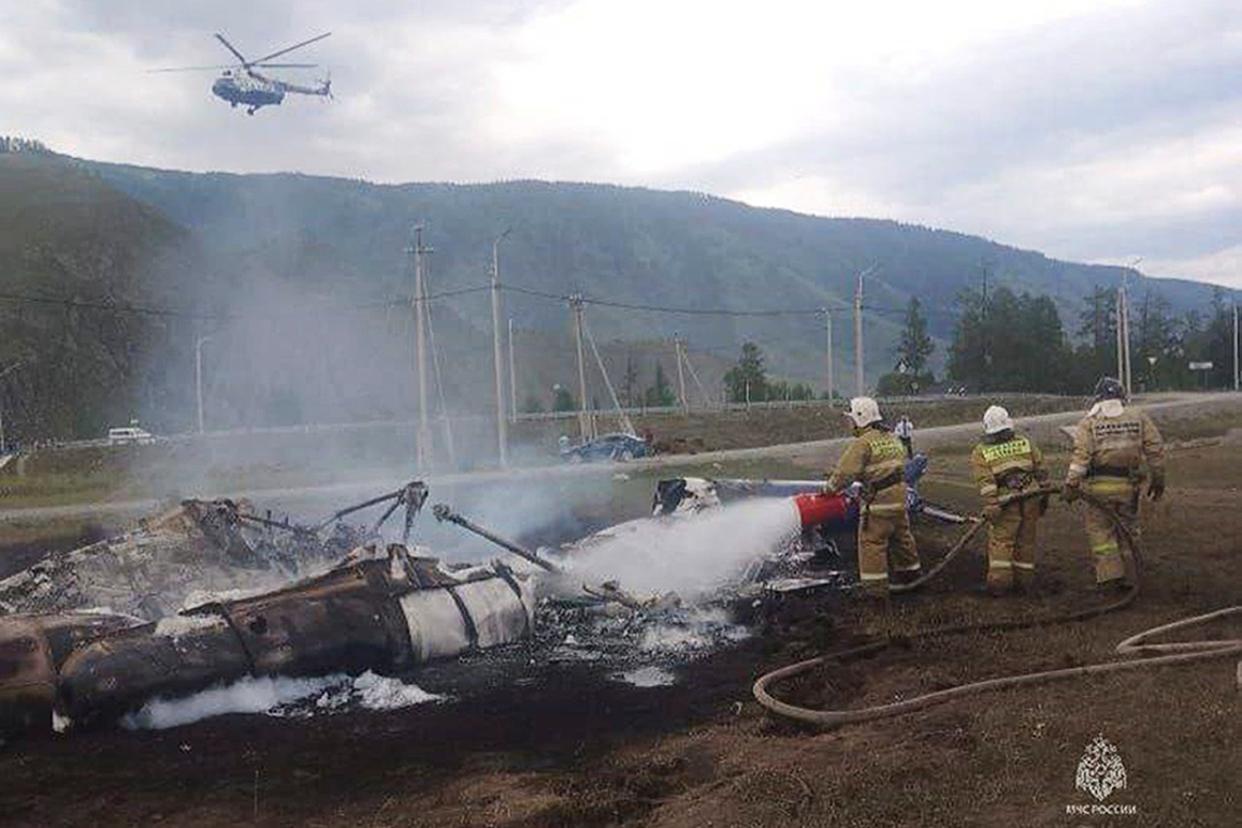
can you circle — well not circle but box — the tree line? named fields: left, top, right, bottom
left=0, top=136, right=49, bottom=154
left=939, top=283, right=1237, bottom=393
left=734, top=282, right=1237, bottom=399
left=526, top=279, right=1235, bottom=414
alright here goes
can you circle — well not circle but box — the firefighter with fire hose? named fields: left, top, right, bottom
left=1062, top=377, right=1165, bottom=591
left=825, top=397, right=920, bottom=597
left=970, top=405, right=1048, bottom=595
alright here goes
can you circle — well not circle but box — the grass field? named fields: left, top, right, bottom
left=2, top=396, right=1239, bottom=826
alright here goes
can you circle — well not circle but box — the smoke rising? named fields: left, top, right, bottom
left=563, top=497, right=800, bottom=598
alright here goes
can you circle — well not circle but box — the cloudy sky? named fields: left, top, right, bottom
left=3, top=0, right=1240, bottom=286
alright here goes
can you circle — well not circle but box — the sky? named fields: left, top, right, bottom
left=2, top=0, right=1239, bottom=288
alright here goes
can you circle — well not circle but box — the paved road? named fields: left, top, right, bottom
left=3, top=392, right=1238, bottom=525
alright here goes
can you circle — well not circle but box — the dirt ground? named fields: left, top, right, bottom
left=2, top=407, right=1240, bottom=826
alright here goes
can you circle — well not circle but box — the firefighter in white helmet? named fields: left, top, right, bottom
left=1062, top=378, right=1164, bottom=589
left=969, top=405, right=1048, bottom=594
left=825, top=397, right=920, bottom=597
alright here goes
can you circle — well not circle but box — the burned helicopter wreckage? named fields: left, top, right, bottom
left=0, top=482, right=537, bottom=735
left=1, top=457, right=966, bottom=736
left=0, top=483, right=433, bottom=620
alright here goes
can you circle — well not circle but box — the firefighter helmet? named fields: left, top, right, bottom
left=1092, top=377, right=1127, bottom=402
left=982, top=405, right=1014, bottom=435
left=844, top=396, right=882, bottom=428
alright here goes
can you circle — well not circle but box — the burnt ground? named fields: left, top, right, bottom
left=0, top=520, right=115, bottom=579
left=2, top=433, right=1241, bottom=827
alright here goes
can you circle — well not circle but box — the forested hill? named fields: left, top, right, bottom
left=84, top=157, right=1218, bottom=360
left=0, top=147, right=1227, bottom=440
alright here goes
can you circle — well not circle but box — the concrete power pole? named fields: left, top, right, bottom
left=490, top=230, right=511, bottom=467
left=1118, top=263, right=1139, bottom=390
left=1230, top=297, right=1239, bottom=391
left=674, top=336, right=688, bottom=413
left=410, top=226, right=433, bottom=469
left=1127, top=261, right=1141, bottom=390
left=822, top=309, right=833, bottom=402
left=195, top=334, right=213, bottom=434
left=508, top=317, right=518, bottom=420
left=853, top=271, right=866, bottom=396
left=569, top=295, right=593, bottom=441
left=1115, top=286, right=1124, bottom=385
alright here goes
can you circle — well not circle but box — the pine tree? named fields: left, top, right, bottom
left=723, top=342, right=768, bottom=402
left=644, top=362, right=676, bottom=407
left=622, top=353, right=638, bottom=406
left=896, top=298, right=934, bottom=376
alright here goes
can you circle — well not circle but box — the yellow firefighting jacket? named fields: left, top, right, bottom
left=970, top=434, right=1047, bottom=508
left=826, top=426, right=907, bottom=514
left=1066, top=404, right=1164, bottom=485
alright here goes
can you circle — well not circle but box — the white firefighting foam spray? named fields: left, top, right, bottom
left=120, top=672, right=441, bottom=730
left=563, top=497, right=801, bottom=600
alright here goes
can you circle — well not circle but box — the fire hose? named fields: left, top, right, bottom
left=753, top=485, right=1242, bottom=728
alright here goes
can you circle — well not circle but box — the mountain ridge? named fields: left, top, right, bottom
left=0, top=148, right=1227, bottom=440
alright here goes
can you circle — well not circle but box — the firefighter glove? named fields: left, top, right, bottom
left=1147, top=471, right=1165, bottom=501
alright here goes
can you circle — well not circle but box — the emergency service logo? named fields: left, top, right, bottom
left=1065, top=734, right=1138, bottom=817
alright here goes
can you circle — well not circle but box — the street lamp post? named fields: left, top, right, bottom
left=195, top=335, right=214, bottom=434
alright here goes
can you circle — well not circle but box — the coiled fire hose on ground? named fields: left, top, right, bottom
left=753, top=486, right=1242, bottom=728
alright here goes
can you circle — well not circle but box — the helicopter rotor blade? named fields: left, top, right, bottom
left=251, top=62, right=318, bottom=69
left=214, top=32, right=249, bottom=66
left=148, top=65, right=238, bottom=73
left=250, top=31, right=331, bottom=65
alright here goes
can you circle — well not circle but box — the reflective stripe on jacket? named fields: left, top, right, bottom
left=1066, top=406, right=1164, bottom=483
left=827, top=427, right=907, bottom=514
left=969, top=435, right=1046, bottom=506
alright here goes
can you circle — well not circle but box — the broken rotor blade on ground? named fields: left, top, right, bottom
left=310, top=481, right=428, bottom=536
left=431, top=504, right=560, bottom=573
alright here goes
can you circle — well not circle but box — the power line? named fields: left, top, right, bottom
left=0, top=290, right=225, bottom=320
left=0, top=284, right=492, bottom=321
left=502, top=284, right=841, bottom=317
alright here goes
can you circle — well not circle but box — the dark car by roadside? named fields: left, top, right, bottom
left=559, top=432, right=651, bottom=463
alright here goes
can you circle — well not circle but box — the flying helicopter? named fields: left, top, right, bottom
left=153, top=32, right=333, bottom=115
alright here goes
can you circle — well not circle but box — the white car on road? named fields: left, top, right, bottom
left=107, top=426, right=156, bottom=446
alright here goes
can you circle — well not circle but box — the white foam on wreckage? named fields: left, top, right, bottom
left=120, top=671, right=442, bottom=730
left=565, top=498, right=801, bottom=599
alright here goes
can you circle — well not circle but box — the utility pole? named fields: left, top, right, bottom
left=1231, top=296, right=1239, bottom=391
left=1119, top=260, right=1139, bottom=390
left=569, top=294, right=593, bottom=441
left=674, top=335, right=688, bottom=413
left=854, top=266, right=876, bottom=396
left=409, top=225, right=433, bottom=469
left=1122, top=288, right=1132, bottom=392
left=1115, top=286, right=1124, bottom=385
left=490, top=229, right=511, bottom=467
left=822, top=308, right=833, bottom=402
left=195, top=335, right=214, bottom=434
left=1116, top=282, right=1133, bottom=390
left=508, top=317, right=518, bottom=420
left=980, top=259, right=991, bottom=392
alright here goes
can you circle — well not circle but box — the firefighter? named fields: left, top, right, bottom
left=895, top=415, right=915, bottom=458
left=969, top=406, right=1048, bottom=594
left=1062, top=377, right=1165, bottom=589
left=826, top=397, right=919, bottom=596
